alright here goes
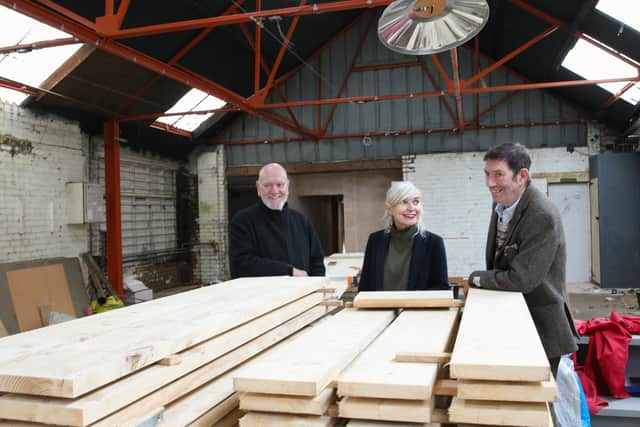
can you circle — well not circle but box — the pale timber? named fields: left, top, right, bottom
left=353, top=291, right=459, bottom=308
left=209, top=409, right=243, bottom=427
left=239, top=413, right=334, bottom=427
left=91, top=306, right=325, bottom=427
left=394, top=352, right=451, bottom=364
left=0, top=277, right=326, bottom=398
left=339, top=396, right=434, bottom=423
left=338, top=309, right=459, bottom=400
left=157, top=381, right=237, bottom=426
left=347, top=420, right=440, bottom=426
left=187, top=394, right=239, bottom=427
left=0, top=296, right=324, bottom=426
left=449, top=288, right=550, bottom=382
left=457, top=378, right=557, bottom=402
left=448, top=398, right=551, bottom=427
left=234, top=309, right=395, bottom=396
left=239, top=388, right=335, bottom=415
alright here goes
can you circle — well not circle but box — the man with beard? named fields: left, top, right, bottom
left=229, top=163, right=325, bottom=278
left=464, top=143, right=578, bottom=376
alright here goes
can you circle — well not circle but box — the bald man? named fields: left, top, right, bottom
left=229, top=163, right=325, bottom=278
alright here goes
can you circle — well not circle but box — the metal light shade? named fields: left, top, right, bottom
left=378, top=0, right=490, bottom=55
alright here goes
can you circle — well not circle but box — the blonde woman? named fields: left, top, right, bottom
left=358, top=181, right=449, bottom=291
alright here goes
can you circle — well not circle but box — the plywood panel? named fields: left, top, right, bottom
left=239, top=413, right=334, bottom=427
left=239, top=388, right=335, bottom=415
left=448, top=398, right=550, bottom=427
left=7, top=265, right=75, bottom=332
left=450, top=289, right=550, bottom=382
left=339, top=396, right=434, bottom=423
left=338, top=309, right=459, bottom=400
left=0, top=300, right=324, bottom=426
left=0, top=277, right=327, bottom=398
left=234, top=309, right=395, bottom=396
left=353, top=291, right=459, bottom=308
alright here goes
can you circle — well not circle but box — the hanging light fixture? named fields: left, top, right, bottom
left=378, top=0, right=490, bottom=55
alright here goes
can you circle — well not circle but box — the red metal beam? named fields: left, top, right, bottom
left=254, top=0, right=262, bottom=96
left=105, top=0, right=393, bottom=39
left=417, top=58, right=457, bottom=124
left=5, top=0, right=318, bottom=140
left=465, top=24, right=559, bottom=88
left=149, top=121, right=193, bottom=139
left=352, top=60, right=420, bottom=72
left=0, top=37, right=78, bottom=54
left=474, top=36, right=481, bottom=128
left=430, top=55, right=451, bottom=85
left=0, top=76, right=39, bottom=96
left=322, top=11, right=376, bottom=134
left=258, top=0, right=307, bottom=103
left=599, top=82, right=636, bottom=109
left=104, top=119, right=124, bottom=298
left=450, top=48, right=465, bottom=132
left=471, top=90, right=521, bottom=125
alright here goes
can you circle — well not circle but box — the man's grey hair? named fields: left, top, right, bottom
left=383, top=181, right=426, bottom=236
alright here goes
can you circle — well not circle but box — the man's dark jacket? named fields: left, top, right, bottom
left=229, top=201, right=325, bottom=278
left=469, top=184, right=578, bottom=359
left=358, top=229, right=449, bottom=291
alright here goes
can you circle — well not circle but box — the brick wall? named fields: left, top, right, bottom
left=195, top=146, right=228, bottom=283
left=0, top=100, right=89, bottom=262
left=405, top=146, right=590, bottom=276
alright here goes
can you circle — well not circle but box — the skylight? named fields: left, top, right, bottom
left=562, top=38, right=640, bottom=105
left=0, top=5, right=82, bottom=105
left=156, top=89, right=225, bottom=132
left=596, top=0, right=640, bottom=32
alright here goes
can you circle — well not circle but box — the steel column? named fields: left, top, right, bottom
left=104, top=119, right=124, bottom=298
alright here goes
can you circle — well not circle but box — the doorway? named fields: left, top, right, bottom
left=548, top=183, right=591, bottom=283
left=296, top=195, right=344, bottom=256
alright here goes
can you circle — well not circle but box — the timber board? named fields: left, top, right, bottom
left=339, top=396, right=434, bottom=423
left=353, top=291, right=457, bottom=308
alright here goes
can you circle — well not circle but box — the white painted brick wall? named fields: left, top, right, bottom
left=0, top=100, right=89, bottom=262
left=406, top=147, right=589, bottom=276
left=196, top=146, right=228, bottom=282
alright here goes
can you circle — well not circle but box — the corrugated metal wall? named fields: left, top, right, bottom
left=222, top=10, right=586, bottom=166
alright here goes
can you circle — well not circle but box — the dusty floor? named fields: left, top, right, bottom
left=568, top=281, right=640, bottom=321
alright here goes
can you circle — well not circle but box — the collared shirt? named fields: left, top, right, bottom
left=495, top=197, right=521, bottom=224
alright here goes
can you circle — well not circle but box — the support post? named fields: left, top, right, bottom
left=104, top=119, right=124, bottom=297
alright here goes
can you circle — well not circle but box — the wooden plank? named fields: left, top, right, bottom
left=433, top=379, right=457, bottom=396
left=457, top=378, right=557, bottom=402
left=338, top=309, right=459, bottom=400
left=234, top=309, right=395, bottom=397
left=450, top=288, right=550, bottom=382
left=339, top=396, right=434, bottom=423
left=0, top=303, right=325, bottom=427
left=211, top=408, right=244, bottom=427
left=187, top=394, right=238, bottom=427
left=187, top=394, right=239, bottom=427
left=239, top=413, right=334, bottom=427
left=448, top=398, right=550, bottom=427
left=353, top=291, right=459, bottom=308
left=0, top=319, right=7, bottom=338
left=394, top=352, right=451, bottom=364
left=347, top=420, right=439, bottom=426
left=0, top=277, right=327, bottom=398
left=158, top=354, right=182, bottom=366
left=239, top=388, right=335, bottom=415
left=91, top=305, right=326, bottom=427
left=7, top=264, right=76, bottom=332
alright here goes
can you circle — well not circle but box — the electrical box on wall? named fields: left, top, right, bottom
left=65, top=182, right=105, bottom=224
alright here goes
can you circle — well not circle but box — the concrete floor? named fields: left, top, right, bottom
left=568, top=281, right=640, bottom=321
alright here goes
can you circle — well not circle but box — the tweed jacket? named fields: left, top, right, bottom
left=469, top=184, right=578, bottom=359
left=358, top=229, right=449, bottom=292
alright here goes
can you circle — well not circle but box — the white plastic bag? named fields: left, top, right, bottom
left=554, top=355, right=589, bottom=427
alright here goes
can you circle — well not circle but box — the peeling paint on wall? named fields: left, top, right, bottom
left=0, top=133, right=33, bottom=157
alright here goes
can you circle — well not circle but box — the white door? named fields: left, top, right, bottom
left=548, top=183, right=591, bottom=283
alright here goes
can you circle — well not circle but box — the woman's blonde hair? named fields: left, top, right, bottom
left=382, top=181, right=426, bottom=236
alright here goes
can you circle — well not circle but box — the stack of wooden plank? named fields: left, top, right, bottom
left=448, top=288, right=556, bottom=427
left=324, top=253, right=364, bottom=298
left=0, top=276, right=330, bottom=426
left=336, top=291, right=460, bottom=426
left=234, top=308, right=396, bottom=427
